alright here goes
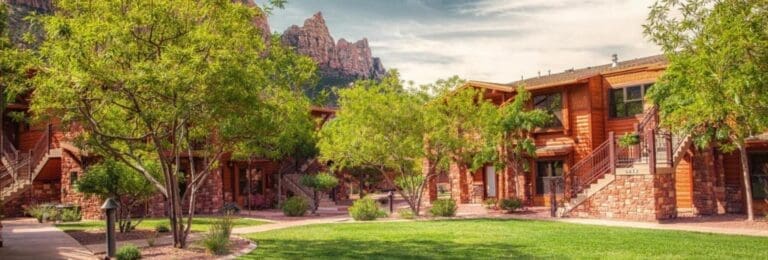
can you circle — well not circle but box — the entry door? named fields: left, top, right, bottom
left=485, top=166, right=496, bottom=198
left=535, top=160, right=564, bottom=206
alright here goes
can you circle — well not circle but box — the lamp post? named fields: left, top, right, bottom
left=101, top=198, right=119, bottom=259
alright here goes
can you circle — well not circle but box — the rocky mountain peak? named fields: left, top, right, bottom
left=281, top=12, right=386, bottom=84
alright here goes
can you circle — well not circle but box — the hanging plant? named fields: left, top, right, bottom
left=618, top=133, right=641, bottom=148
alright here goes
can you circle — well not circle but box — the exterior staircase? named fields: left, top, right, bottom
left=0, top=124, right=60, bottom=202
left=558, top=107, right=691, bottom=217
left=281, top=173, right=335, bottom=209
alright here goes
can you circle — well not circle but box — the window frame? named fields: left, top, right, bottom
left=609, top=83, right=653, bottom=119
left=749, top=152, right=768, bottom=200
left=532, top=91, right=564, bottom=130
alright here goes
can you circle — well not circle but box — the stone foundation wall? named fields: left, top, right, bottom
left=2, top=180, right=61, bottom=217
left=570, top=173, right=676, bottom=221
left=691, top=150, right=718, bottom=215
left=60, top=152, right=104, bottom=219
left=182, top=170, right=224, bottom=214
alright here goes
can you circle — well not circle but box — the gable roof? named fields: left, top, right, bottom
left=468, top=54, right=668, bottom=92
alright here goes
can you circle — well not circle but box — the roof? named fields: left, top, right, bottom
left=468, top=54, right=668, bottom=92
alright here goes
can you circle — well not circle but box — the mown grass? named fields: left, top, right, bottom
left=242, top=218, right=768, bottom=259
left=56, top=217, right=267, bottom=233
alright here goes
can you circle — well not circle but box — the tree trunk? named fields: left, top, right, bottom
left=736, top=142, right=754, bottom=221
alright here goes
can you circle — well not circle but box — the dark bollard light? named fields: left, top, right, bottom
left=101, top=198, right=119, bottom=259
left=388, top=190, right=394, bottom=213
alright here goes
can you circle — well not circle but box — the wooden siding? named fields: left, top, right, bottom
left=675, top=153, right=693, bottom=208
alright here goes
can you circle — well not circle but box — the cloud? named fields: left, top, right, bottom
left=266, top=0, right=661, bottom=85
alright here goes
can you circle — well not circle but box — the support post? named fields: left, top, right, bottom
left=388, top=190, right=394, bottom=214
left=101, top=198, right=119, bottom=259
left=648, top=129, right=657, bottom=175
left=608, top=132, right=616, bottom=175
left=666, top=134, right=673, bottom=165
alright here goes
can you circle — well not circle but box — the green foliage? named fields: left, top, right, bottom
left=146, top=232, right=157, bottom=247
left=483, top=198, right=498, bottom=209
left=397, top=208, right=415, bottom=219
left=25, top=204, right=56, bottom=223
left=116, top=244, right=141, bottom=260
left=221, top=202, right=241, bottom=215
left=300, top=172, right=339, bottom=192
left=59, top=208, right=82, bottom=222
left=349, top=197, right=384, bottom=221
left=618, top=133, right=640, bottom=148
left=429, top=199, right=457, bottom=217
left=202, top=216, right=234, bottom=255
left=499, top=198, right=523, bottom=213
left=21, top=0, right=316, bottom=246
left=282, top=197, right=308, bottom=217
left=644, top=0, right=768, bottom=220
left=154, top=223, right=170, bottom=233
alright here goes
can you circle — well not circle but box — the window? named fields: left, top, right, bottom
left=238, top=167, right=248, bottom=195
left=536, top=160, right=563, bottom=195
left=609, top=84, right=653, bottom=118
left=749, top=153, right=768, bottom=199
left=69, top=172, right=78, bottom=186
left=533, top=92, right=563, bottom=128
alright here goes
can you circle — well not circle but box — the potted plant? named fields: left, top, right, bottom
left=618, top=133, right=640, bottom=148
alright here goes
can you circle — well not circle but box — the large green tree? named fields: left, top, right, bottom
left=20, top=0, right=315, bottom=247
left=318, top=72, right=430, bottom=215
left=644, top=0, right=768, bottom=220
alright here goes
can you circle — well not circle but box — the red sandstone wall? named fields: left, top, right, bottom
left=570, top=173, right=676, bottom=221
left=60, top=151, right=103, bottom=219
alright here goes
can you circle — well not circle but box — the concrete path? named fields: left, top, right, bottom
left=0, top=218, right=94, bottom=260
left=232, top=216, right=350, bottom=235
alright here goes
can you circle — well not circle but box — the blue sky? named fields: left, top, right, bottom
left=264, top=0, right=660, bottom=85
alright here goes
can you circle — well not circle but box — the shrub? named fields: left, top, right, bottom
left=618, top=133, right=640, bottom=148
left=201, top=216, right=234, bottom=255
left=282, top=197, right=308, bottom=217
left=430, top=199, right=457, bottom=217
left=499, top=198, right=523, bottom=213
left=349, top=197, right=383, bottom=221
left=397, top=208, right=414, bottom=219
left=221, top=202, right=241, bottom=215
left=146, top=232, right=157, bottom=247
left=154, top=223, right=170, bottom=233
left=116, top=244, right=141, bottom=260
left=25, top=204, right=56, bottom=223
left=59, top=207, right=82, bottom=222
left=483, top=198, right=498, bottom=209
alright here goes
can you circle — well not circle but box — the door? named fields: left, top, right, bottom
left=485, top=166, right=496, bottom=198
left=534, top=160, right=564, bottom=206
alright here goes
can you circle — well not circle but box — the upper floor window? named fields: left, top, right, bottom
left=533, top=92, right=563, bottom=128
left=609, top=84, right=652, bottom=118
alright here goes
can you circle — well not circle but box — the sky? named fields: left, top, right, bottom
left=265, top=0, right=661, bottom=85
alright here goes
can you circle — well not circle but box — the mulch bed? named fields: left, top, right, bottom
left=94, top=236, right=252, bottom=260
left=65, top=229, right=171, bottom=245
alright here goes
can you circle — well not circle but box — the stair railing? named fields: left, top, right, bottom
left=29, top=124, right=53, bottom=175
left=565, top=132, right=615, bottom=199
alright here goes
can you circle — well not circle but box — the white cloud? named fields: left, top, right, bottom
left=268, top=0, right=661, bottom=86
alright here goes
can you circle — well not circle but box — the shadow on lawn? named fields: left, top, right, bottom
left=241, top=238, right=559, bottom=259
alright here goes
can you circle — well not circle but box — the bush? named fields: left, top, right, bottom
left=618, top=133, right=640, bottom=148
left=221, top=202, right=241, bottom=215
left=116, top=244, right=141, bottom=260
left=430, top=199, right=457, bottom=217
left=201, top=216, right=234, bottom=255
left=59, top=207, right=82, bottom=222
left=146, top=232, right=157, bottom=247
left=282, top=197, right=308, bottom=217
left=25, top=204, right=56, bottom=223
left=397, top=208, right=414, bottom=219
left=499, top=198, right=523, bottom=213
left=483, top=198, right=498, bottom=209
left=349, top=197, right=384, bottom=221
left=154, top=223, right=170, bottom=233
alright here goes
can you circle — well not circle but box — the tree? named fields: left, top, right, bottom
left=21, top=0, right=315, bottom=247
left=497, top=86, right=550, bottom=198
left=77, top=159, right=157, bottom=233
left=644, top=0, right=768, bottom=221
left=422, top=81, right=501, bottom=203
left=318, top=72, right=430, bottom=215
left=299, top=172, right=339, bottom=214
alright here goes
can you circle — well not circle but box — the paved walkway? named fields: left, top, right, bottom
left=0, top=218, right=94, bottom=260
left=232, top=216, right=350, bottom=235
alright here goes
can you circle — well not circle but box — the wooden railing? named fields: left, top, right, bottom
left=29, top=124, right=53, bottom=173
left=565, top=132, right=615, bottom=198
left=1, top=134, right=19, bottom=162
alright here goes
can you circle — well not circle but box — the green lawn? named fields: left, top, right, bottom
left=242, top=219, right=768, bottom=259
left=56, top=217, right=267, bottom=232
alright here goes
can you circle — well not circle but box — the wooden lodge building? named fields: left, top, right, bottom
left=426, top=54, right=768, bottom=221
